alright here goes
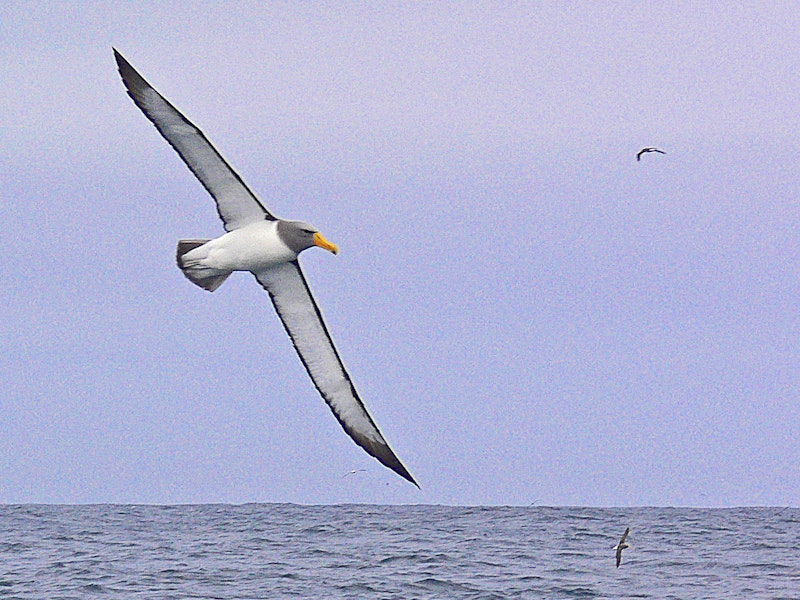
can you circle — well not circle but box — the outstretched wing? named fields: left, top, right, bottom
left=254, top=261, right=418, bottom=486
left=114, top=48, right=274, bottom=230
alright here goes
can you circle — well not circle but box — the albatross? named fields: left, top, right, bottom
left=636, top=147, right=666, bottom=161
left=113, top=49, right=417, bottom=487
left=613, top=527, right=630, bottom=568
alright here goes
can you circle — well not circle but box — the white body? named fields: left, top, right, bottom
left=182, top=221, right=297, bottom=275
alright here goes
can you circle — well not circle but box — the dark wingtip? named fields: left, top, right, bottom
left=400, top=467, right=420, bottom=489
left=381, top=453, right=419, bottom=488
left=114, top=49, right=133, bottom=74
left=112, top=47, right=127, bottom=70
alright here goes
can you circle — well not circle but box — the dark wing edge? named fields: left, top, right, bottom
left=620, top=527, right=630, bottom=543
left=113, top=48, right=275, bottom=229
left=254, top=261, right=419, bottom=487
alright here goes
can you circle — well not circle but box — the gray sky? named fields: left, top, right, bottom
left=2, top=2, right=799, bottom=506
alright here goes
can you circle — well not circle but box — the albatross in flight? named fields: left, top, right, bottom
left=113, top=49, right=417, bottom=487
left=636, top=147, right=666, bottom=161
left=614, top=527, right=630, bottom=568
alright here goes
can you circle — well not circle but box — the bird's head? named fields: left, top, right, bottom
left=278, top=219, right=339, bottom=255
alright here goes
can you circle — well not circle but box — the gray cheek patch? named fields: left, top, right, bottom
left=277, top=220, right=317, bottom=254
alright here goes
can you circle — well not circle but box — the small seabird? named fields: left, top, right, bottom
left=614, top=527, right=630, bottom=568
left=114, top=49, right=417, bottom=487
left=343, top=469, right=367, bottom=478
left=636, top=147, right=666, bottom=161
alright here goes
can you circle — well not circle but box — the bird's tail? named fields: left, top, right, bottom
left=176, top=239, right=231, bottom=292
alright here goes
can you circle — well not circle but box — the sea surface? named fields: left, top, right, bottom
left=0, top=504, right=797, bottom=599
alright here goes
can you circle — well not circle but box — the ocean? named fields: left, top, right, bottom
left=1, top=504, right=797, bottom=599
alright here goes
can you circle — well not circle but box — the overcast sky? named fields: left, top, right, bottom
left=2, top=2, right=799, bottom=507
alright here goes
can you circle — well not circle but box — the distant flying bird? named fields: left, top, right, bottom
left=113, top=49, right=417, bottom=488
left=614, top=527, right=630, bottom=568
left=343, top=469, right=367, bottom=478
left=637, top=147, right=666, bottom=161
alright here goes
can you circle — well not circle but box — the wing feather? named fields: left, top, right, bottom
left=620, top=527, right=630, bottom=543
left=254, top=262, right=417, bottom=486
left=114, top=49, right=274, bottom=230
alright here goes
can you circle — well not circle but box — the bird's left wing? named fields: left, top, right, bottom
left=254, top=261, right=418, bottom=487
left=620, top=527, right=630, bottom=543
left=114, top=49, right=274, bottom=230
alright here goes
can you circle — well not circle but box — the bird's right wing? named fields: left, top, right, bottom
left=114, top=49, right=274, bottom=231
left=254, top=261, right=418, bottom=487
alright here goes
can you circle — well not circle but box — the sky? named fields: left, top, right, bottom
left=1, top=2, right=799, bottom=507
